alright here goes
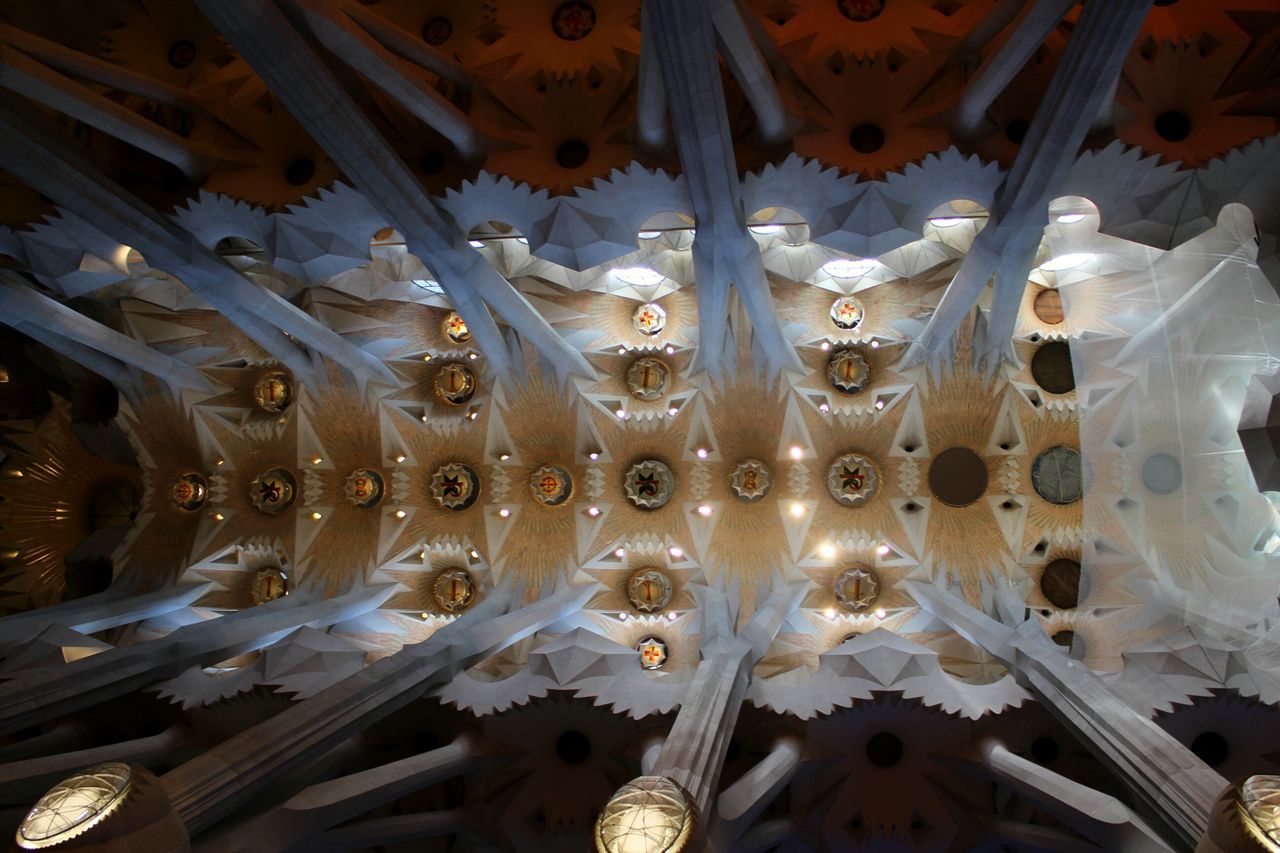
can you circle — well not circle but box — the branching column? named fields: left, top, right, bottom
left=907, top=581, right=1228, bottom=850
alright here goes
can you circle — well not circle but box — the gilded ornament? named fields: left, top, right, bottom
left=834, top=567, right=879, bottom=612
left=637, top=636, right=668, bottom=670
left=253, top=371, right=293, bottom=414
left=343, top=468, right=384, bottom=508
left=430, top=463, right=480, bottom=511
left=529, top=465, right=573, bottom=507
left=730, top=460, right=771, bottom=501
left=595, top=776, right=693, bottom=853
left=624, top=460, right=676, bottom=510
left=626, top=357, right=670, bottom=401
left=1239, top=775, right=1280, bottom=852
left=552, top=1, right=596, bottom=40
left=252, top=567, right=289, bottom=604
left=442, top=311, right=471, bottom=343
left=826, top=453, right=879, bottom=506
left=171, top=472, right=207, bottom=511
left=830, top=295, right=866, bottom=330
left=627, top=569, right=672, bottom=613
left=433, top=568, right=475, bottom=613
left=16, top=763, right=132, bottom=850
left=433, top=362, right=477, bottom=406
left=632, top=303, right=667, bottom=337
left=826, top=349, right=870, bottom=395
left=250, top=468, right=297, bottom=514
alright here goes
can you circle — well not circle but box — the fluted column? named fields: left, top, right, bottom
left=0, top=94, right=397, bottom=387
left=0, top=582, right=212, bottom=656
left=643, top=584, right=802, bottom=818
left=193, top=0, right=595, bottom=384
left=907, top=580, right=1228, bottom=850
left=0, top=273, right=213, bottom=394
left=645, top=0, right=800, bottom=380
left=161, top=582, right=595, bottom=836
left=0, top=584, right=395, bottom=736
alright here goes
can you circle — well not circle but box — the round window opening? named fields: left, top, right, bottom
left=927, top=447, right=987, bottom=507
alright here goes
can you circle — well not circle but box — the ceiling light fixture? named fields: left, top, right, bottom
left=667, top=406, right=679, bottom=416
left=697, top=505, right=713, bottom=517
left=395, top=455, right=406, bottom=463
left=498, top=508, right=510, bottom=518
left=468, top=240, right=486, bottom=248
left=822, top=258, right=877, bottom=278
left=1040, top=252, right=1093, bottom=271
left=790, top=502, right=806, bottom=517
left=876, top=544, right=890, bottom=556
left=696, top=448, right=709, bottom=459
left=588, top=506, right=601, bottom=517
left=749, top=223, right=783, bottom=235
left=1055, top=213, right=1086, bottom=224
left=928, top=216, right=966, bottom=227
left=638, top=230, right=662, bottom=240
left=668, top=546, right=683, bottom=558
left=613, top=266, right=666, bottom=286
left=395, top=510, right=406, bottom=519
left=790, top=446, right=804, bottom=460
left=819, top=543, right=837, bottom=559
left=615, top=548, right=626, bottom=558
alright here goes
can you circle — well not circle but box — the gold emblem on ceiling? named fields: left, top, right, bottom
left=826, top=452, right=879, bottom=507
left=627, top=568, right=672, bottom=613
left=632, top=303, right=667, bottom=337
left=443, top=311, right=471, bottom=343
left=433, top=568, right=475, bottom=613
left=830, top=295, right=866, bottom=330
left=530, top=465, right=573, bottom=507
left=834, top=566, right=879, bottom=612
left=433, top=362, right=477, bottom=406
left=250, top=468, right=297, bottom=514
left=253, top=371, right=293, bottom=414
left=730, top=459, right=771, bottom=501
left=624, top=459, right=675, bottom=510
left=626, top=357, right=670, bottom=401
left=431, top=463, right=480, bottom=511
left=171, top=472, right=208, bottom=512
left=343, top=468, right=384, bottom=508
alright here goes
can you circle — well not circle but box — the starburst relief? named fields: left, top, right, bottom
left=826, top=453, right=879, bottom=507
left=624, top=460, right=676, bottom=510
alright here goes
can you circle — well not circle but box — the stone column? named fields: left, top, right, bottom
left=0, top=584, right=395, bottom=736
left=0, top=273, right=213, bottom=394
left=648, top=585, right=801, bottom=814
left=644, top=0, right=800, bottom=379
left=0, top=94, right=396, bottom=387
left=160, top=582, right=595, bottom=836
left=193, top=0, right=595, bottom=384
left=907, top=580, right=1229, bottom=850
left=711, top=734, right=804, bottom=850
left=0, top=582, right=212, bottom=656
left=0, top=725, right=191, bottom=802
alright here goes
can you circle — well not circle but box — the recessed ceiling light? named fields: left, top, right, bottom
left=928, top=216, right=965, bottom=227
left=822, top=258, right=877, bottom=278
left=469, top=240, right=486, bottom=248
left=749, top=223, right=783, bottom=235
left=638, top=230, right=662, bottom=240
left=613, top=266, right=666, bottom=286
left=790, top=502, right=806, bottom=517
left=1055, top=213, right=1086, bottom=224
left=790, top=446, right=804, bottom=460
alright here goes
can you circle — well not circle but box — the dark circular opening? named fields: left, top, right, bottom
left=1041, top=558, right=1084, bottom=609
left=420, top=151, right=445, bottom=175
left=555, top=730, right=592, bottom=764
left=552, top=1, right=596, bottom=40
left=1190, top=731, right=1228, bottom=768
left=556, top=140, right=590, bottom=170
left=1051, top=630, right=1076, bottom=649
left=1031, top=341, right=1075, bottom=394
left=848, top=124, right=885, bottom=154
left=89, top=481, right=140, bottom=531
left=837, top=0, right=885, bottom=22
left=1005, top=119, right=1029, bottom=145
left=167, top=40, right=197, bottom=70
left=927, top=447, right=988, bottom=507
left=421, top=16, right=453, bottom=45
left=866, top=732, right=903, bottom=768
left=1154, top=111, right=1192, bottom=142
left=1142, top=452, right=1182, bottom=495
left=285, top=157, right=316, bottom=187
left=1030, top=736, right=1060, bottom=764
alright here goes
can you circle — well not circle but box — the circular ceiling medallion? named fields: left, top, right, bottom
left=1031, top=341, right=1075, bottom=394
left=431, top=463, right=480, bottom=511
left=637, top=636, right=668, bottom=670
left=834, top=566, right=879, bottom=612
left=1041, top=558, right=1084, bottom=609
left=343, top=468, right=384, bottom=508
left=433, top=362, right=477, bottom=406
left=167, top=39, right=196, bottom=70
left=1033, top=288, right=1064, bottom=325
left=552, top=1, right=596, bottom=40
left=1031, top=446, right=1083, bottom=505
left=530, top=465, right=573, bottom=507
left=830, top=295, right=865, bottom=330
left=1142, top=452, right=1182, bottom=495
left=253, top=371, right=293, bottom=414
left=626, top=357, right=670, bottom=401
left=624, top=460, right=676, bottom=510
left=837, top=0, right=885, bottom=22
left=927, top=447, right=988, bottom=507
left=421, top=16, right=452, bottom=45
left=632, top=303, right=667, bottom=337
left=171, top=472, right=207, bottom=511
left=250, top=468, right=297, bottom=514
left=16, top=763, right=132, bottom=850
left=826, top=349, right=870, bottom=395
left=731, top=459, right=772, bottom=501
left=627, top=568, right=672, bottom=613
left=826, top=452, right=879, bottom=507
left=433, top=568, right=475, bottom=613
left=1239, top=775, right=1280, bottom=852
left=596, top=776, right=693, bottom=853
left=252, top=567, right=289, bottom=604
left=442, top=311, right=471, bottom=344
